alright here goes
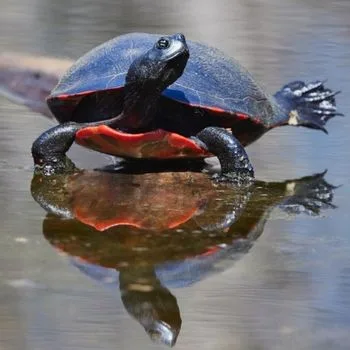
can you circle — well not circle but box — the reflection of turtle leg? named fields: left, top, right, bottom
left=31, top=122, right=80, bottom=175
left=280, top=171, right=337, bottom=214
left=194, top=127, right=254, bottom=182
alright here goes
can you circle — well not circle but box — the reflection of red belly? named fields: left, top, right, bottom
left=69, top=171, right=211, bottom=231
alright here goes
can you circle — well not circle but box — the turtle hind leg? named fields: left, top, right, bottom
left=194, top=127, right=254, bottom=184
left=274, top=80, right=343, bottom=133
left=31, top=122, right=80, bottom=175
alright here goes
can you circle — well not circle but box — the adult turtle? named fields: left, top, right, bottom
left=32, top=33, right=341, bottom=180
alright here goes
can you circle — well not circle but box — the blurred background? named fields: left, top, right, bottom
left=0, top=0, right=350, bottom=349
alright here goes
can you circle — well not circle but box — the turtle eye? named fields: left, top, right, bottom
left=156, top=38, right=170, bottom=50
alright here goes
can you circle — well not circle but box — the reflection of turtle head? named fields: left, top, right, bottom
left=119, top=267, right=181, bottom=347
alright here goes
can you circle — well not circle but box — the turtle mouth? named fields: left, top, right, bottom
left=169, top=47, right=189, bottom=66
left=166, top=46, right=189, bottom=62
left=163, top=50, right=189, bottom=83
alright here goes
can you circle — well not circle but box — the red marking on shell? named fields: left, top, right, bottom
left=204, top=105, right=226, bottom=113
left=200, top=245, right=220, bottom=257
left=74, top=208, right=197, bottom=232
left=186, top=102, right=251, bottom=120
left=166, top=207, right=198, bottom=229
left=53, top=87, right=122, bottom=100
left=74, top=209, right=144, bottom=231
left=76, top=125, right=211, bottom=159
left=236, top=112, right=250, bottom=120
left=55, top=90, right=95, bottom=99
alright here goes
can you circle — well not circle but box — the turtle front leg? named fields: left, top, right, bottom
left=31, top=122, right=80, bottom=175
left=194, top=127, right=254, bottom=183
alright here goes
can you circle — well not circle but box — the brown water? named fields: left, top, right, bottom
left=1, top=1, right=350, bottom=349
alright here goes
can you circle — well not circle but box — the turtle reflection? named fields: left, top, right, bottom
left=31, top=169, right=337, bottom=347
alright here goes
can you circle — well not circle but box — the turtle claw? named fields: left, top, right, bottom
left=275, top=80, right=342, bottom=133
left=34, top=156, right=78, bottom=176
left=301, top=89, right=340, bottom=103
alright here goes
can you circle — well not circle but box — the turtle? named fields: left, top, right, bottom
left=31, top=32, right=341, bottom=180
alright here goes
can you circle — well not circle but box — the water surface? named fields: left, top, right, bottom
left=0, top=1, right=350, bottom=349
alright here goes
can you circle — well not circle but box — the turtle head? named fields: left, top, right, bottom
left=126, top=33, right=189, bottom=92
left=149, top=33, right=189, bottom=89
left=122, top=34, right=189, bottom=129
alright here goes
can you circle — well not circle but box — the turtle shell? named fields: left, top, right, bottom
left=48, top=33, right=278, bottom=125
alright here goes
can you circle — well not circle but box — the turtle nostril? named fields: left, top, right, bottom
left=175, top=33, right=186, bottom=42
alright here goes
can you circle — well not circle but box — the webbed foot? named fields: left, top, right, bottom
left=274, top=80, right=342, bottom=133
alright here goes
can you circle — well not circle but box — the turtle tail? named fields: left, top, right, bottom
left=274, top=80, right=342, bottom=133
